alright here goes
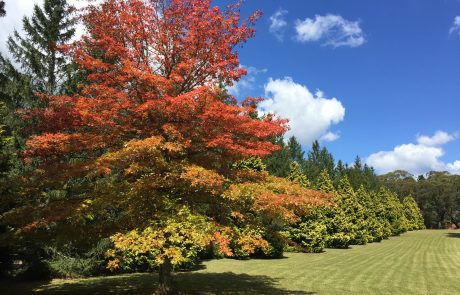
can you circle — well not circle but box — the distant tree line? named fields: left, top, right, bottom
left=379, top=170, right=460, bottom=229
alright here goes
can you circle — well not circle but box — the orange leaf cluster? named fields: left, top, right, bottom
left=23, top=0, right=286, bottom=168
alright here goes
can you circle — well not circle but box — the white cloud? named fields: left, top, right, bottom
left=295, top=14, right=365, bottom=48
left=320, top=131, right=340, bottom=142
left=447, top=161, right=460, bottom=174
left=366, top=131, right=460, bottom=176
left=449, top=16, right=460, bottom=35
left=228, top=65, right=267, bottom=97
left=269, top=9, right=288, bottom=41
left=416, top=130, right=455, bottom=146
left=259, top=77, right=345, bottom=147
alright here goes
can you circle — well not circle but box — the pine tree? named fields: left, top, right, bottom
left=304, top=140, right=335, bottom=183
left=287, top=136, right=304, bottom=165
left=264, top=136, right=291, bottom=177
left=0, top=0, right=76, bottom=106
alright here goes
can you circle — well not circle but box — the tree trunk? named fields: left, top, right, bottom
left=156, top=257, right=173, bottom=295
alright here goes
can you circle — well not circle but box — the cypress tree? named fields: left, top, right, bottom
left=403, top=196, right=425, bottom=230
left=287, top=161, right=311, bottom=188
left=315, top=169, right=336, bottom=193
left=336, top=175, right=368, bottom=245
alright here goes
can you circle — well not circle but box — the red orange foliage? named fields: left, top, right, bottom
left=24, top=0, right=287, bottom=167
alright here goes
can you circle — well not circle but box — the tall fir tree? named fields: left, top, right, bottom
left=264, top=136, right=291, bottom=177
left=304, top=140, right=335, bottom=183
left=286, top=136, right=305, bottom=166
left=0, top=0, right=76, bottom=108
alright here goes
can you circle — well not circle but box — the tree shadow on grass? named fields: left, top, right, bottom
left=2, top=272, right=315, bottom=295
left=446, top=232, right=460, bottom=239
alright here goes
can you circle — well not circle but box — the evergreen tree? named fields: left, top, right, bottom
left=374, top=187, right=408, bottom=236
left=0, top=1, right=5, bottom=17
left=286, top=136, right=304, bottom=165
left=0, top=0, right=76, bottom=107
left=403, top=196, right=425, bottom=230
left=304, top=140, right=335, bottom=183
left=356, top=185, right=384, bottom=242
left=316, top=169, right=336, bottom=193
left=334, top=159, right=346, bottom=185
left=264, top=136, right=291, bottom=177
left=287, top=161, right=311, bottom=188
left=336, top=175, right=368, bottom=245
left=287, top=166, right=326, bottom=253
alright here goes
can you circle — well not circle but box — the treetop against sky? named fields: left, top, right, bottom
left=1, top=0, right=459, bottom=176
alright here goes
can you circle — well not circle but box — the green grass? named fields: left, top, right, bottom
left=2, top=230, right=460, bottom=294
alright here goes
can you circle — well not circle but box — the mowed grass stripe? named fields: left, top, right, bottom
left=198, top=230, right=460, bottom=294
left=2, top=230, right=460, bottom=294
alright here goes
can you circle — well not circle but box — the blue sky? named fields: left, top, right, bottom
left=215, top=0, right=460, bottom=175
left=1, top=0, right=459, bottom=175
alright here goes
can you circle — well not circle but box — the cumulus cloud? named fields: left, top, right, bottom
left=259, top=77, right=345, bottom=147
left=416, top=131, right=455, bottom=146
left=269, top=9, right=288, bottom=41
left=449, top=16, right=460, bottom=35
left=320, top=131, right=340, bottom=142
left=447, top=161, right=460, bottom=174
left=366, top=131, right=460, bottom=176
left=228, top=65, right=267, bottom=97
left=295, top=14, right=365, bottom=48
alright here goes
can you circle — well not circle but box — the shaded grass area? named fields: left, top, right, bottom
left=0, top=272, right=313, bottom=295
left=2, top=230, right=460, bottom=294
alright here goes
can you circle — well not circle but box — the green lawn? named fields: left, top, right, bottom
left=2, top=230, right=460, bottom=294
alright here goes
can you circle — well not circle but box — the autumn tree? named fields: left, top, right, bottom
left=4, top=0, right=332, bottom=293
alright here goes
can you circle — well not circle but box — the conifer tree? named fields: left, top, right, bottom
left=374, top=187, right=408, bottom=236
left=287, top=167, right=327, bottom=253
left=356, top=185, right=384, bottom=242
left=0, top=0, right=76, bottom=107
left=264, top=136, right=291, bottom=177
left=316, top=169, right=336, bottom=193
left=287, top=161, right=311, bottom=188
left=287, top=136, right=304, bottom=165
left=402, top=196, right=425, bottom=230
left=336, top=175, right=368, bottom=245
left=0, top=1, right=5, bottom=17
left=304, top=140, right=335, bottom=182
